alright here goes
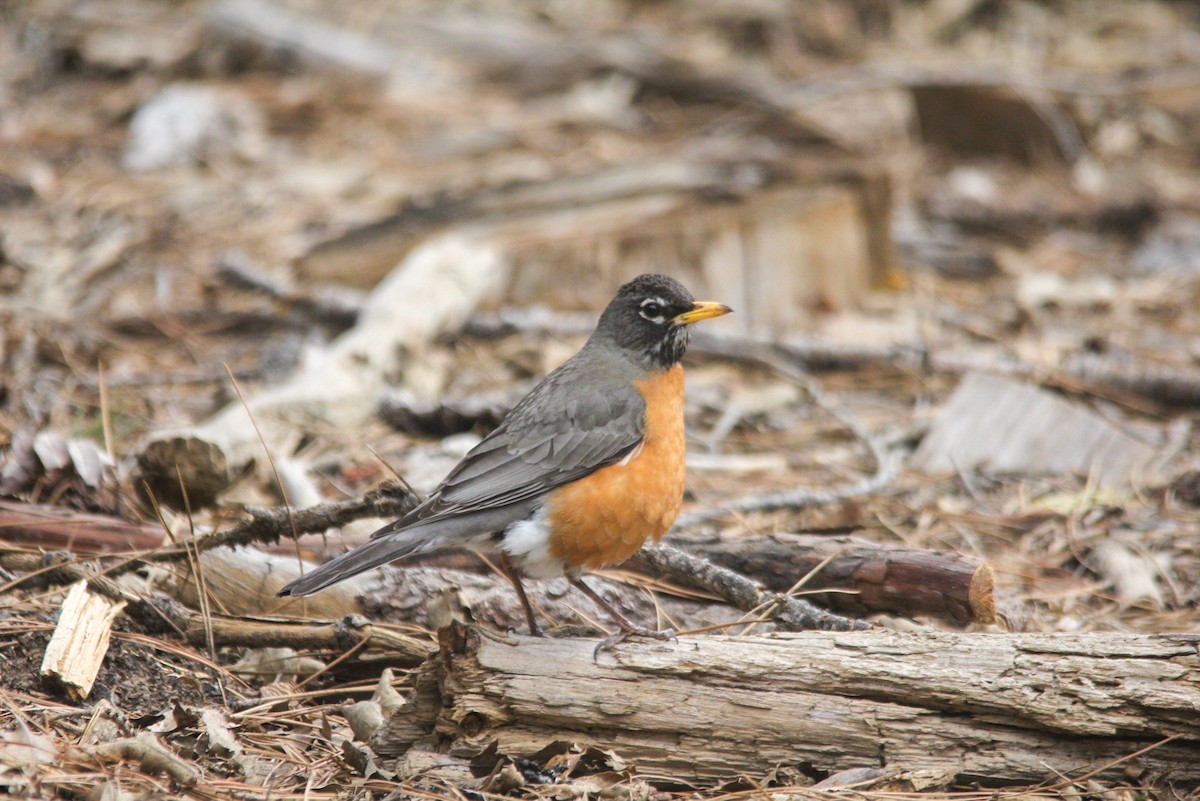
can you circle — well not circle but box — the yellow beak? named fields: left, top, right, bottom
left=672, top=300, right=733, bottom=325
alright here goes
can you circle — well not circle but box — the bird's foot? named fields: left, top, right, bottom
left=592, top=626, right=676, bottom=659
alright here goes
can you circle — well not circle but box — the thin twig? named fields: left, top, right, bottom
left=0, top=486, right=420, bottom=595
left=736, top=549, right=842, bottom=637
left=224, top=363, right=302, bottom=569
left=638, top=544, right=867, bottom=632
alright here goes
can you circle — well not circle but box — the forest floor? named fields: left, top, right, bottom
left=2, top=0, right=1200, bottom=799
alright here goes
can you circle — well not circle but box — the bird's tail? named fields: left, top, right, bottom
left=277, top=535, right=431, bottom=597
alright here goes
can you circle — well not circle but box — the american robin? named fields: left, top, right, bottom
left=279, top=274, right=731, bottom=641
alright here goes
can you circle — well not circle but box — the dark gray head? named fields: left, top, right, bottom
left=591, top=274, right=732, bottom=370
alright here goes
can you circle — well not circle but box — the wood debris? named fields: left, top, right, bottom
left=4, top=0, right=1200, bottom=797
left=912, top=371, right=1166, bottom=487
left=39, top=581, right=126, bottom=701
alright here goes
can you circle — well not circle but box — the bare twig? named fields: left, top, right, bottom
left=183, top=615, right=431, bottom=668
left=0, top=485, right=420, bottom=595
left=637, top=544, right=867, bottom=632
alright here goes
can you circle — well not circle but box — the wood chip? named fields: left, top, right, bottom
left=40, top=581, right=126, bottom=702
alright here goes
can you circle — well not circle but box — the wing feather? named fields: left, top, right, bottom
left=371, top=348, right=645, bottom=539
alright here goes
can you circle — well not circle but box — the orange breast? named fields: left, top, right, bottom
left=546, top=365, right=686, bottom=570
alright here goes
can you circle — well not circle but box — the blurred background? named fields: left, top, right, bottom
left=4, top=2, right=1200, bottom=792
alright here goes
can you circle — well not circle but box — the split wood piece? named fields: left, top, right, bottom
left=0, top=500, right=165, bottom=553
left=40, top=581, right=126, bottom=701
left=182, top=615, right=432, bottom=668
left=913, top=371, right=1166, bottom=488
left=375, top=625, right=1200, bottom=786
left=671, top=533, right=995, bottom=625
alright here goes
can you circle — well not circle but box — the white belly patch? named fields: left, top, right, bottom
left=499, top=506, right=566, bottom=579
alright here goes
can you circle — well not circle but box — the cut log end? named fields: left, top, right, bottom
left=968, top=562, right=997, bottom=624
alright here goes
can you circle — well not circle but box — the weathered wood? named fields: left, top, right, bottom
left=297, top=155, right=892, bottom=339
left=164, top=546, right=369, bottom=621
left=912, top=371, right=1166, bottom=487
left=40, top=581, right=126, bottom=701
left=673, top=533, right=995, bottom=624
left=136, top=235, right=508, bottom=508
left=375, top=625, right=1200, bottom=786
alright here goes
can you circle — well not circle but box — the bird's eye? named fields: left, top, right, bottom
left=639, top=297, right=668, bottom=322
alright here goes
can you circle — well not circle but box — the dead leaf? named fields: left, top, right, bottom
left=200, top=708, right=242, bottom=757
left=0, top=722, right=56, bottom=770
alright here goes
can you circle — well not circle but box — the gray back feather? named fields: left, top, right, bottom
left=372, top=341, right=646, bottom=538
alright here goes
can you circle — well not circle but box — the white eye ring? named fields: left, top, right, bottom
left=639, top=297, right=667, bottom=323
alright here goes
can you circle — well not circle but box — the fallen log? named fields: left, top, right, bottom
left=374, top=625, right=1200, bottom=786
left=672, top=533, right=996, bottom=624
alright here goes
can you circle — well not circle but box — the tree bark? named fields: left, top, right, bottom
left=374, top=625, right=1200, bottom=786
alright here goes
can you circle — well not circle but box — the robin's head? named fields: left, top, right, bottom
left=593, top=274, right=732, bottom=369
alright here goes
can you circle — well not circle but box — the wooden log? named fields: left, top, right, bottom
left=672, top=533, right=995, bottom=624
left=40, top=581, right=126, bottom=701
left=374, top=625, right=1200, bottom=786
left=0, top=501, right=165, bottom=553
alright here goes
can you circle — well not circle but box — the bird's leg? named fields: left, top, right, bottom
left=495, top=552, right=542, bottom=637
left=567, top=574, right=675, bottom=654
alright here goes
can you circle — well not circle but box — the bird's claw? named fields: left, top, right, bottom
left=592, top=626, right=676, bottom=660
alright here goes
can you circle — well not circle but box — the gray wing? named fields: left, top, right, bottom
left=372, top=353, right=646, bottom=537
left=278, top=350, right=645, bottom=598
